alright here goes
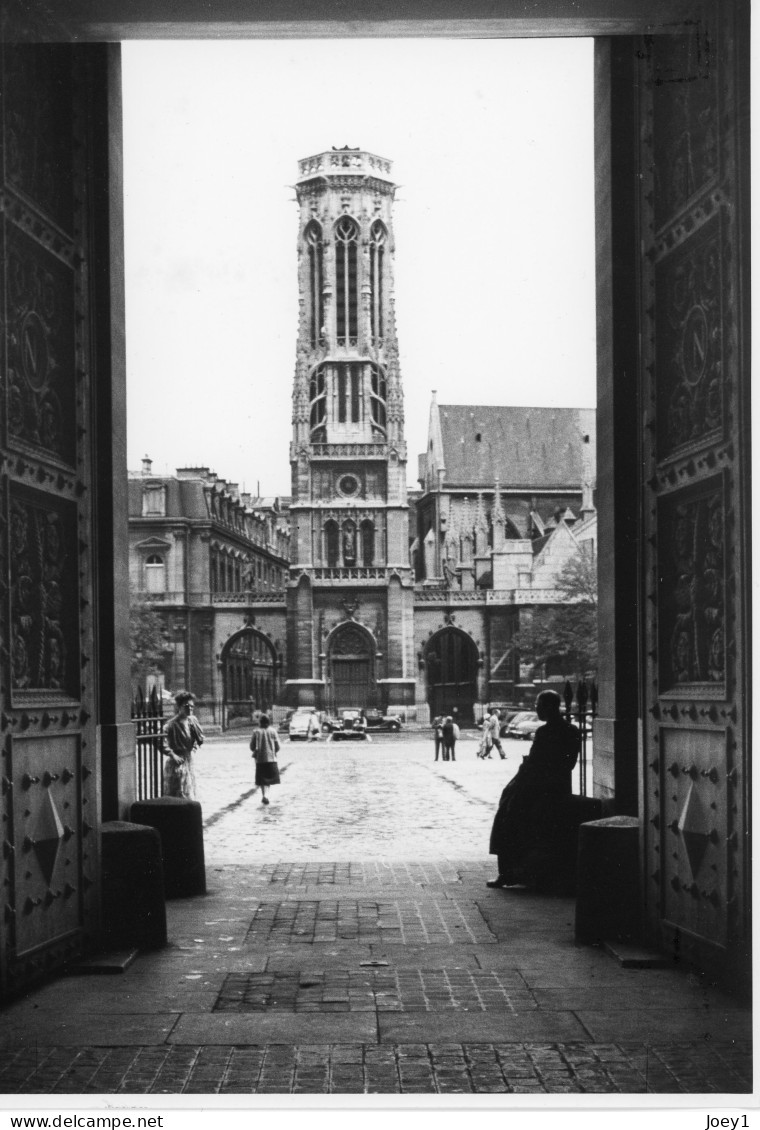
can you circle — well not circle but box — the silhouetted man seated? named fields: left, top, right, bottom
left=487, top=689, right=581, bottom=889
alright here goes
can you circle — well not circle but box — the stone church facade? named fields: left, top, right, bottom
left=285, top=149, right=416, bottom=715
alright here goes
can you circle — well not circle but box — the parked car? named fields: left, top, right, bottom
left=324, top=709, right=369, bottom=740
left=288, top=710, right=320, bottom=741
left=505, top=711, right=541, bottom=741
left=363, top=711, right=403, bottom=732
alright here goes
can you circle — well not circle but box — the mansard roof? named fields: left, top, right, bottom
left=434, top=404, right=595, bottom=490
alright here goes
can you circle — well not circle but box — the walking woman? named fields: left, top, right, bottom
left=162, top=690, right=204, bottom=799
left=250, top=712, right=281, bottom=805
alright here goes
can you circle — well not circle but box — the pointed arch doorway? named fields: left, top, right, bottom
left=327, top=623, right=376, bottom=712
left=220, top=627, right=278, bottom=729
left=424, top=628, right=479, bottom=723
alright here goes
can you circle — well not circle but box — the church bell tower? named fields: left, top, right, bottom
left=286, top=148, right=415, bottom=713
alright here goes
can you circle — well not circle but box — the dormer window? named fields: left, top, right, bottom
left=142, top=485, right=166, bottom=516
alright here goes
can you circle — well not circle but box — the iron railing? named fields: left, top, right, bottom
left=132, top=685, right=165, bottom=800
left=562, top=679, right=598, bottom=796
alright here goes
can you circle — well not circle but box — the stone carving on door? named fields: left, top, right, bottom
left=657, top=482, right=725, bottom=692
left=656, top=216, right=723, bottom=458
left=10, top=491, right=79, bottom=699
left=6, top=227, right=77, bottom=465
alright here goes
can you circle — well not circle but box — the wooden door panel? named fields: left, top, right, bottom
left=1, top=43, right=99, bottom=997
left=638, top=9, right=749, bottom=983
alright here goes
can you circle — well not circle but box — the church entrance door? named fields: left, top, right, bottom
left=425, top=629, right=478, bottom=724
left=327, top=624, right=375, bottom=712
left=221, top=628, right=278, bottom=730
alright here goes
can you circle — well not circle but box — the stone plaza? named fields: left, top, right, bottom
left=0, top=734, right=750, bottom=1097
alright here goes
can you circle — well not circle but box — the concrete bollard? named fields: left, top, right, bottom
left=129, top=798, right=206, bottom=899
left=575, top=815, right=640, bottom=945
left=101, top=821, right=167, bottom=950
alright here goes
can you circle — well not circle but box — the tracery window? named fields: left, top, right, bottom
left=324, top=519, right=339, bottom=567
left=369, top=221, right=386, bottom=344
left=361, top=519, right=375, bottom=567
left=304, top=221, right=324, bottom=348
left=335, top=216, right=358, bottom=346
left=309, top=365, right=327, bottom=440
left=336, top=362, right=361, bottom=425
left=369, top=364, right=387, bottom=436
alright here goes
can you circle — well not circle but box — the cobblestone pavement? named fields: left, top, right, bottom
left=196, top=731, right=513, bottom=862
left=0, top=1040, right=751, bottom=1095
left=0, top=734, right=751, bottom=1097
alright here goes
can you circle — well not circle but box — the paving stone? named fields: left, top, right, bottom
left=0, top=739, right=751, bottom=1097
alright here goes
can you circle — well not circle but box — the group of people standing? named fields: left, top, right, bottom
left=432, top=715, right=460, bottom=761
left=431, top=706, right=505, bottom=761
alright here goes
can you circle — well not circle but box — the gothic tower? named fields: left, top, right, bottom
left=285, top=147, right=415, bottom=713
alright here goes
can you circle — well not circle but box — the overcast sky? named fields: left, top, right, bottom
left=122, top=38, right=596, bottom=496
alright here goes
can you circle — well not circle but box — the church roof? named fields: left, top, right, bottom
left=434, top=404, right=595, bottom=490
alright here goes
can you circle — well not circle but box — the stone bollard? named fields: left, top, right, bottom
left=575, top=815, right=640, bottom=945
left=129, top=798, right=206, bottom=899
left=532, top=794, right=603, bottom=894
left=101, top=821, right=167, bottom=950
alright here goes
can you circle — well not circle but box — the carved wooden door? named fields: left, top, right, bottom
left=638, top=9, right=750, bottom=985
left=0, top=44, right=101, bottom=996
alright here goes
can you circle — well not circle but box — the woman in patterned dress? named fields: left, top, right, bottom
left=162, top=690, right=204, bottom=799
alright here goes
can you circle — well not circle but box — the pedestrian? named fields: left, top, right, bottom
left=250, top=712, right=281, bottom=805
left=442, top=715, right=459, bottom=761
left=307, top=710, right=321, bottom=741
left=432, top=715, right=444, bottom=761
left=487, top=708, right=506, bottom=759
left=487, top=690, right=580, bottom=888
left=162, top=690, right=204, bottom=799
left=477, top=711, right=492, bottom=759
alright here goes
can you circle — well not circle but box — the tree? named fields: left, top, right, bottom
left=129, top=599, right=172, bottom=685
left=513, top=547, right=598, bottom=682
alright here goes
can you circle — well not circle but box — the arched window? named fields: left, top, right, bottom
left=304, top=220, right=324, bottom=348
left=145, top=554, right=165, bottom=594
left=369, top=364, right=387, bottom=436
left=369, top=221, right=386, bottom=344
left=335, top=216, right=358, bottom=347
left=309, top=364, right=327, bottom=440
left=324, top=520, right=339, bottom=568
left=361, top=519, right=375, bottom=567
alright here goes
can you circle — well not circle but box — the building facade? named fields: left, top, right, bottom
left=128, top=461, right=290, bottom=728
left=411, top=398, right=597, bottom=720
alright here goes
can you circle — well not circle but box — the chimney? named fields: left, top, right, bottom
left=141, top=455, right=152, bottom=476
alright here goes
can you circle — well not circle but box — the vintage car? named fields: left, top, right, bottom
left=323, top=709, right=370, bottom=740
left=288, top=710, right=320, bottom=741
left=363, top=711, right=403, bottom=732
left=504, top=711, right=542, bottom=741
